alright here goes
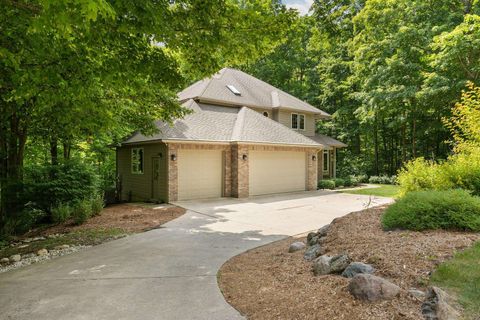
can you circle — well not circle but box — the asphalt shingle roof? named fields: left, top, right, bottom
left=121, top=100, right=328, bottom=148
left=178, top=68, right=330, bottom=117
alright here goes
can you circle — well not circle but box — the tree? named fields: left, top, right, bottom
left=0, top=0, right=295, bottom=223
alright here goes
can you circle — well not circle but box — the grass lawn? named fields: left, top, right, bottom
left=431, top=241, right=480, bottom=319
left=341, top=184, right=400, bottom=198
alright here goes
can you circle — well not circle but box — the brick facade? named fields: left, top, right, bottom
left=166, top=142, right=320, bottom=201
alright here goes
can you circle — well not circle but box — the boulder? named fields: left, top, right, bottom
left=317, top=236, right=327, bottom=245
left=0, top=257, right=10, bottom=264
left=313, top=255, right=332, bottom=275
left=307, top=236, right=319, bottom=246
left=9, top=254, right=21, bottom=262
left=348, top=274, right=400, bottom=301
left=36, top=249, right=48, bottom=256
left=288, top=242, right=306, bottom=253
left=408, top=288, right=426, bottom=300
left=304, top=244, right=324, bottom=261
left=342, top=262, right=375, bottom=278
left=329, top=254, right=350, bottom=273
left=307, top=232, right=317, bottom=242
left=317, top=224, right=330, bottom=238
left=422, top=286, right=459, bottom=320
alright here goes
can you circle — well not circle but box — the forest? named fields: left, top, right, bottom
left=1, top=0, right=479, bottom=235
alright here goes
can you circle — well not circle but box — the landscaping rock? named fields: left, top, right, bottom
left=307, top=232, right=317, bottom=243
left=303, top=244, right=324, bottom=261
left=288, top=242, right=306, bottom=253
left=0, top=258, right=9, bottom=264
left=348, top=274, right=400, bottom=301
left=307, top=236, right=319, bottom=246
left=313, top=255, right=332, bottom=275
left=9, top=254, right=21, bottom=262
left=422, top=286, right=460, bottom=320
left=329, top=254, right=350, bottom=273
left=342, top=262, right=375, bottom=278
left=408, top=288, right=426, bottom=299
left=36, top=249, right=48, bottom=256
left=54, top=244, right=70, bottom=250
left=317, top=236, right=327, bottom=245
left=317, top=224, right=330, bottom=237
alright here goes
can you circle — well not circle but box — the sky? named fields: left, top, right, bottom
left=283, top=0, right=313, bottom=15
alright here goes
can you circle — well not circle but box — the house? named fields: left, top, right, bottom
left=117, top=68, right=346, bottom=202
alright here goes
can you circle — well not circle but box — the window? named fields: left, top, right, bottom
left=263, top=111, right=269, bottom=117
left=226, top=85, right=241, bottom=96
left=131, top=148, right=144, bottom=174
left=291, top=113, right=305, bottom=130
left=323, top=150, right=329, bottom=172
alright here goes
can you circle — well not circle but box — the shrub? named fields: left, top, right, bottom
left=333, top=178, right=345, bottom=188
left=382, top=190, right=480, bottom=231
left=352, top=174, right=368, bottom=183
left=51, top=203, right=72, bottom=223
left=72, top=200, right=93, bottom=225
left=397, top=154, right=480, bottom=196
left=368, top=175, right=397, bottom=185
left=23, top=160, right=100, bottom=214
left=91, top=195, right=104, bottom=216
left=1, top=203, right=47, bottom=236
left=318, top=179, right=336, bottom=190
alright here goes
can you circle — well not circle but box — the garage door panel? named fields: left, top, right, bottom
left=177, top=149, right=222, bottom=200
left=249, top=150, right=306, bottom=196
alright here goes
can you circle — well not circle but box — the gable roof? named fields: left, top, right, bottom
left=178, top=68, right=330, bottom=117
left=121, top=100, right=327, bottom=148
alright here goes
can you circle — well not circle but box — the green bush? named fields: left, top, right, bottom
left=91, top=195, right=104, bottom=216
left=333, top=178, right=345, bottom=188
left=23, top=160, right=100, bottom=216
left=318, top=179, right=336, bottom=190
left=398, top=154, right=480, bottom=196
left=72, top=200, right=93, bottom=225
left=382, top=190, right=480, bottom=231
left=51, top=203, right=72, bottom=223
left=368, top=175, right=397, bottom=185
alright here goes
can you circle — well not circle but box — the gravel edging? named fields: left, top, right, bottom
left=0, top=245, right=91, bottom=274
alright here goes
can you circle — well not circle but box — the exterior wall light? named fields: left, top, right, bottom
left=171, top=154, right=176, bottom=161
left=242, top=154, right=248, bottom=161
left=312, top=155, right=317, bottom=161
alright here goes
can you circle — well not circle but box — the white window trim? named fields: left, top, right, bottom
left=131, top=147, right=144, bottom=174
left=323, top=150, right=330, bottom=173
left=291, top=113, right=306, bottom=131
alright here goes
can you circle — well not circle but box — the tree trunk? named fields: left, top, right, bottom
left=50, top=138, right=58, bottom=166
left=374, top=114, right=380, bottom=176
left=63, top=142, right=70, bottom=160
left=411, top=116, right=417, bottom=159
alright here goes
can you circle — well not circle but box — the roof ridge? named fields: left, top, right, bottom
left=231, top=107, right=247, bottom=141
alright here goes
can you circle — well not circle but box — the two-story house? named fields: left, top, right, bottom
left=117, top=68, right=346, bottom=202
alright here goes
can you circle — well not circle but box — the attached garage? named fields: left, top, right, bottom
left=249, top=150, right=307, bottom=196
left=177, top=149, right=223, bottom=200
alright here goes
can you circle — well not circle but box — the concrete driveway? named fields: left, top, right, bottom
left=0, top=191, right=392, bottom=320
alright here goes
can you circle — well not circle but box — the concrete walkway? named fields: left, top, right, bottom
left=0, top=191, right=392, bottom=320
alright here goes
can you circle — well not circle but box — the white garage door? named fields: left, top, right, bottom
left=249, top=150, right=306, bottom=196
left=177, top=149, right=223, bottom=200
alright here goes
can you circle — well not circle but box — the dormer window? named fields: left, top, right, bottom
left=226, top=85, right=241, bottom=96
left=291, top=113, right=305, bottom=130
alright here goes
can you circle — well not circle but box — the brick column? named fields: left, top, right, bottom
left=231, top=144, right=249, bottom=198
left=223, top=150, right=232, bottom=197
left=167, top=144, right=178, bottom=202
left=307, top=150, right=319, bottom=191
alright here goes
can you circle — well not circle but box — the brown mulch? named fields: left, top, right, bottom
left=218, top=206, right=480, bottom=320
left=25, top=203, right=186, bottom=236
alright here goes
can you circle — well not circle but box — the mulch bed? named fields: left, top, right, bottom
left=218, top=206, right=480, bottom=320
left=25, top=203, right=186, bottom=236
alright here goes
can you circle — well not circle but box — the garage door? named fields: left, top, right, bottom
left=177, top=149, right=223, bottom=200
left=249, top=150, right=306, bottom=196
